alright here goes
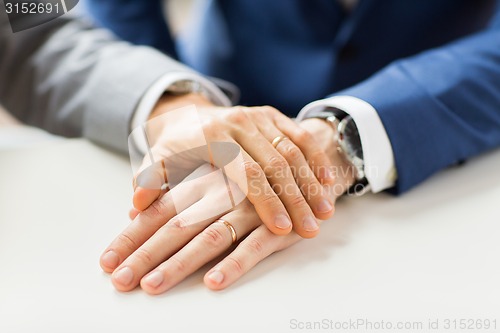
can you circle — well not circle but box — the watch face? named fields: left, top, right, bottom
left=341, top=119, right=363, bottom=160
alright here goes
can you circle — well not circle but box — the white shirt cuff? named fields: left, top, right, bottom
left=297, top=96, right=397, bottom=193
left=131, top=71, right=232, bottom=131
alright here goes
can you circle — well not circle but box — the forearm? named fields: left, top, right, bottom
left=0, top=11, right=196, bottom=153
left=335, top=28, right=500, bottom=193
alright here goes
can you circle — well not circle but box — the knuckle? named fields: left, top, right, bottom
left=166, top=216, right=189, bottom=232
left=170, top=256, right=187, bottom=273
left=267, top=155, right=289, bottom=172
left=253, top=109, right=268, bottom=121
left=242, top=161, right=263, bottom=180
left=145, top=199, right=167, bottom=219
left=283, top=144, right=303, bottom=163
left=117, top=233, right=138, bottom=252
left=243, top=106, right=259, bottom=116
left=246, top=238, right=264, bottom=256
left=225, top=257, right=244, bottom=275
left=289, top=194, right=307, bottom=207
left=261, top=105, right=279, bottom=116
left=301, top=178, right=319, bottom=194
left=296, top=128, right=313, bottom=143
left=200, top=226, right=226, bottom=247
left=201, top=118, right=226, bottom=140
left=227, top=108, right=249, bottom=126
left=255, top=192, right=280, bottom=206
left=134, top=248, right=154, bottom=265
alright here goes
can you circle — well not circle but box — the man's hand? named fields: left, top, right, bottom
left=299, top=117, right=356, bottom=194
left=101, top=154, right=355, bottom=294
left=132, top=93, right=338, bottom=238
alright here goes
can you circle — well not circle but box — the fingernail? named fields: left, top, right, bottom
left=317, top=199, right=333, bottom=213
left=101, top=250, right=119, bottom=269
left=303, top=216, right=319, bottom=232
left=143, top=271, right=164, bottom=288
left=274, top=214, right=292, bottom=229
left=207, top=270, right=224, bottom=284
left=113, top=267, right=134, bottom=286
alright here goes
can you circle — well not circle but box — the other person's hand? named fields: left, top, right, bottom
left=101, top=157, right=354, bottom=294
left=132, top=93, right=338, bottom=238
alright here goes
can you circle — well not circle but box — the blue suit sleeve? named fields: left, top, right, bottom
left=84, top=0, right=177, bottom=58
left=337, top=11, right=500, bottom=194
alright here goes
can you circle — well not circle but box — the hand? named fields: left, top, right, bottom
left=101, top=160, right=354, bottom=294
left=132, top=93, right=337, bottom=238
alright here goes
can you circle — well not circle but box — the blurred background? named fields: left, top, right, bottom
left=0, top=0, right=195, bottom=135
left=0, top=105, right=17, bottom=126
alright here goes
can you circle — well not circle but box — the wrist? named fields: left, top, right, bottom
left=150, top=93, right=214, bottom=120
left=299, top=118, right=356, bottom=196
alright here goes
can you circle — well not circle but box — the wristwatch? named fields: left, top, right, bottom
left=165, top=79, right=209, bottom=98
left=306, top=107, right=370, bottom=196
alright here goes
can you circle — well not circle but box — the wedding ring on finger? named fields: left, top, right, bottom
left=217, top=219, right=237, bottom=244
left=271, top=135, right=289, bottom=149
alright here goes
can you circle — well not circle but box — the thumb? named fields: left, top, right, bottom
left=132, top=159, right=168, bottom=211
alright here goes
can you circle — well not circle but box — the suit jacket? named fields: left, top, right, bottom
left=85, top=0, right=500, bottom=193
left=0, top=9, right=195, bottom=152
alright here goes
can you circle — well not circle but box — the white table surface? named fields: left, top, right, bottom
left=1, top=137, right=499, bottom=333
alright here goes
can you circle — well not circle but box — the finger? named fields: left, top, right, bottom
left=235, top=151, right=294, bottom=236
left=273, top=112, right=336, bottom=186
left=204, top=224, right=302, bottom=290
left=178, top=127, right=296, bottom=237
left=133, top=159, right=169, bottom=211
left=100, top=178, right=203, bottom=273
left=100, top=193, right=178, bottom=274
left=248, top=110, right=334, bottom=221
left=215, top=134, right=294, bottom=237
left=234, top=113, right=320, bottom=238
left=134, top=143, right=215, bottom=211
left=133, top=187, right=162, bottom=212
left=274, top=137, right=334, bottom=221
left=129, top=208, right=140, bottom=220
left=140, top=203, right=261, bottom=294
left=133, top=182, right=170, bottom=212
left=110, top=198, right=216, bottom=292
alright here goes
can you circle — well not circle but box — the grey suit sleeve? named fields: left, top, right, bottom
left=0, top=10, right=195, bottom=153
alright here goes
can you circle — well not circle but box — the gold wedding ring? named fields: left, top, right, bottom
left=271, top=135, right=288, bottom=148
left=217, top=219, right=237, bottom=244
left=161, top=160, right=168, bottom=184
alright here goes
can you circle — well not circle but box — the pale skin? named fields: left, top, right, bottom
left=100, top=96, right=355, bottom=293
left=133, top=93, right=339, bottom=238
